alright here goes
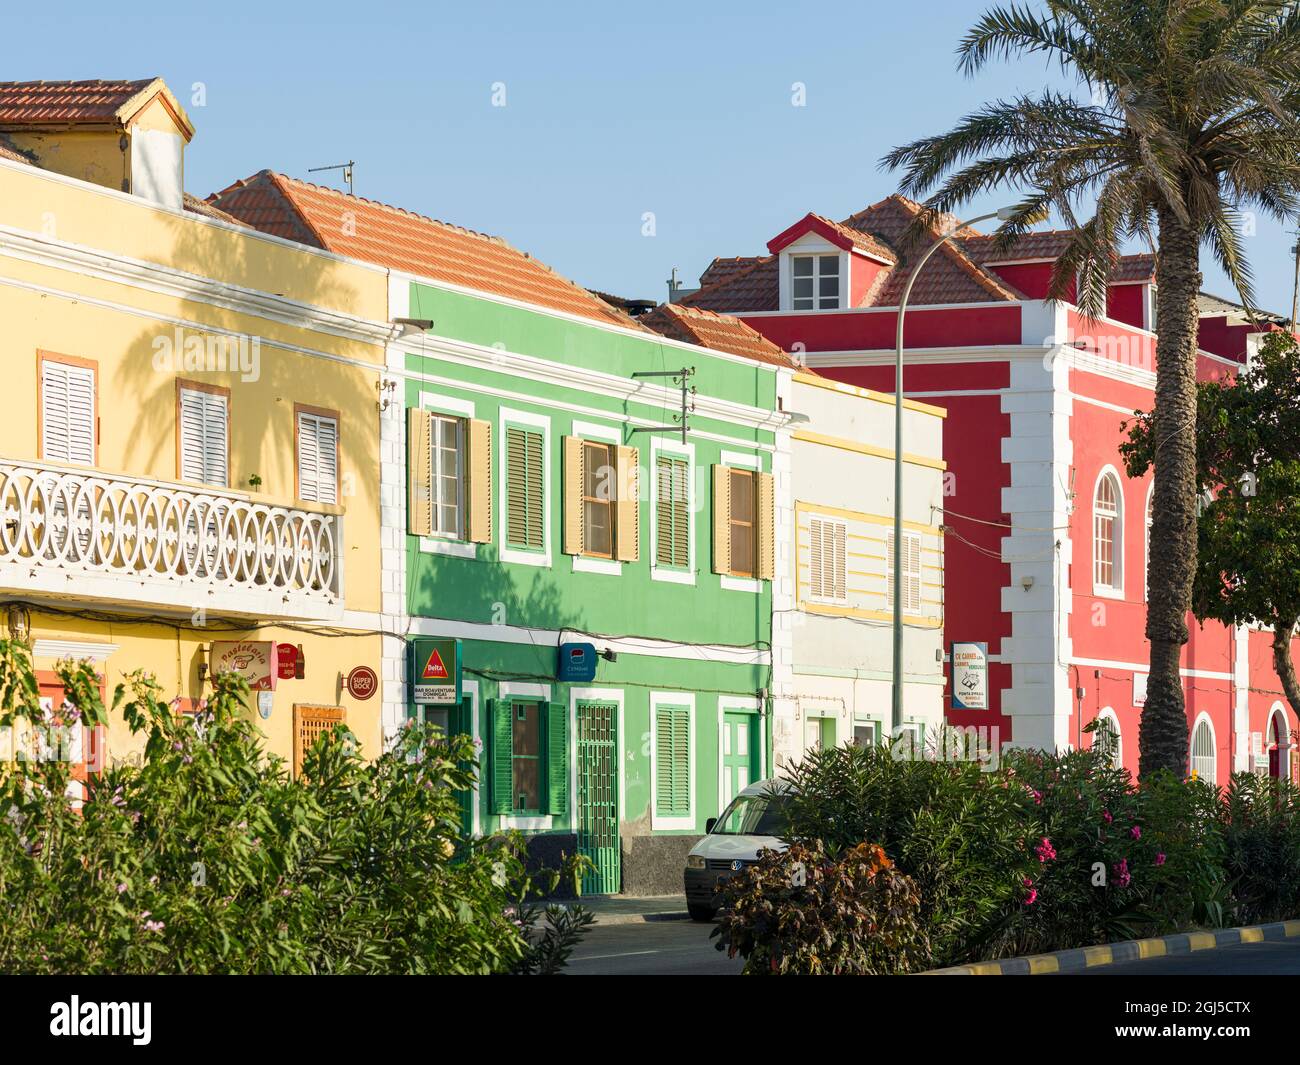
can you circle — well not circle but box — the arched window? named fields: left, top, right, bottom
left=1094, top=709, right=1122, bottom=770
left=1093, top=470, right=1123, bottom=593
left=1143, top=483, right=1154, bottom=602
left=1269, top=706, right=1290, bottom=781
left=1190, top=715, right=1217, bottom=785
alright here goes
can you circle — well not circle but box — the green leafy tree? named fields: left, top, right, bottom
left=1124, top=329, right=1300, bottom=715
left=883, top=0, right=1300, bottom=779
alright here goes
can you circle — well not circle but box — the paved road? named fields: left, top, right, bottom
left=1079, top=937, right=1300, bottom=975
left=566, top=918, right=743, bottom=975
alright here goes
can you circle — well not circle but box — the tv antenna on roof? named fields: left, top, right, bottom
left=308, top=160, right=355, bottom=196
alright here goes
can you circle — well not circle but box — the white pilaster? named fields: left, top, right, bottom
left=770, top=368, right=800, bottom=772
left=380, top=275, right=412, bottom=747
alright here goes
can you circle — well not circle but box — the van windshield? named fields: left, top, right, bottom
left=711, top=792, right=788, bottom=837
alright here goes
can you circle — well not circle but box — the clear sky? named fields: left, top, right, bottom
left=10, top=0, right=1299, bottom=315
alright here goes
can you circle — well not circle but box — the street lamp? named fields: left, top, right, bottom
left=890, top=205, right=1019, bottom=734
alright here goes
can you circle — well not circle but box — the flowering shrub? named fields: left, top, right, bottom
left=713, top=841, right=928, bottom=975
left=735, top=737, right=1300, bottom=974
left=0, top=640, right=589, bottom=974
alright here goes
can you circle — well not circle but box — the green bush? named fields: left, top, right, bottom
left=0, top=640, right=589, bottom=974
left=713, top=841, right=928, bottom=975
left=1222, top=774, right=1300, bottom=926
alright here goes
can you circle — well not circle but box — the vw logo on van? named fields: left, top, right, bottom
left=730, top=859, right=744, bottom=871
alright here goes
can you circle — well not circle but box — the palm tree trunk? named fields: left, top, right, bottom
left=1139, top=206, right=1200, bottom=781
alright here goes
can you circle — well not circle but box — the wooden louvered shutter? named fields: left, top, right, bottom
left=887, top=531, right=922, bottom=613
left=545, top=702, right=567, bottom=815
left=809, top=518, right=825, bottom=598
left=41, top=359, right=96, bottom=465
left=506, top=427, right=544, bottom=550
left=615, top=444, right=640, bottom=562
left=809, top=518, right=846, bottom=600
left=757, top=470, right=775, bottom=580
left=297, top=410, right=338, bottom=504
left=563, top=435, right=585, bottom=555
left=293, top=704, right=345, bottom=780
left=655, top=455, right=689, bottom=568
left=467, top=418, right=492, bottom=543
left=179, top=387, right=228, bottom=487
left=711, top=465, right=730, bottom=574
left=489, top=699, right=513, bottom=814
left=655, top=705, right=690, bottom=818
left=407, top=408, right=433, bottom=536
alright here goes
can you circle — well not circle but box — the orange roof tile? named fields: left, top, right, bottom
left=0, top=78, right=193, bottom=138
left=640, top=302, right=803, bottom=369
left=208, top=170, right=644, bottom=330
left=679, top=255, right=778, bottom=313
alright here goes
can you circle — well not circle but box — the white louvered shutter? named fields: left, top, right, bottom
left=179, top=387, right=228, bottom=487
left=41, top=360, right=95, bottom=464
left=297, top=411, right=339, bottom=504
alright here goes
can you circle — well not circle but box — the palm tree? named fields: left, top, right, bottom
left=884, top=1, right=1300, bottom=780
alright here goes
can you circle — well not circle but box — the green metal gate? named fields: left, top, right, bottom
left=577, top=700, right=620, bottom=895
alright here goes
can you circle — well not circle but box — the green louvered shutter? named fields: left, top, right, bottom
left=453, top=695, right=474, bottom=834
left=545, top=702, right=567, bottom=815
left=506, top=426, right=545, bottom=550
left=656, top=455, right=689, bottom=568
left=489, top=699, right=513, bottom=814
left=655, top=705, right=691, bottom=818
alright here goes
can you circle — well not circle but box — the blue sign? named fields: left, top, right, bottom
left=557, top=642, right=597, bottom=682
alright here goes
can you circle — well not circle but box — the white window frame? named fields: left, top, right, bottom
left=720, top=449, right=762, bottom=593
left=498, top=406, right=552, bottom=568
left=1092, top=466, right=1124, bottom=598
left=296, top=408, right=339, bottom=505
left=790, top=252, right=842, bottom=311
left=1094, top=707, right=1122, bottom=770
left=650, top=436, right=696, bottom=586
left=1190, top=713, right=1217, bottom=785
left=177, top=384, right=229, bottom=488
left=569, top=686, right=626, bottom=823
left=649, top=691, right=696, bottom=831
left=571, top=420, right=622, bottom=577
left=717, top=695, right=763, bottom=816
left=807, top=515, right=848, bottom=604
left=497, top=681, right=553, bottom=831
left=418, top=391, right=477, bottom=560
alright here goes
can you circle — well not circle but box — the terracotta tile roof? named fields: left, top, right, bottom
left=641, top=302, right=803, bottom=369
left=182, top=192, right=248, bottom=228
left=700, top=256, right=765, bottom=288
left=679, top=255, right=779, bottom=312
left=0, top=78, right=193, bottom=138
left=808, top=213, right=897, bottom=262
left=1111, top=252, right=1156, bottom=282
left=208, top=170, right=644, bottom=330
left=962, top=229, right=1156, bottom=282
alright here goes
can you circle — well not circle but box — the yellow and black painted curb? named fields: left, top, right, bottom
left=925, top=919, right=1300, bottom=974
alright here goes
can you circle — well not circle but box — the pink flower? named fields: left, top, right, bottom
left=1031, top=790, right=1043, bottom=805
left=1024, top=889, right=1038, bottom=906
left=1155, top=852, right=1166, bottom=867
left=1131, top=825, right=1141, bottom=840
left=1022, top=877, right=1034, bottom=888
left=116, top=883, right=128, bottom=894
left=1113, top=859, right=1131, bottom=888
left=1102, top=809, right=1113, bottom=824
left=1035, top=837, right=1056, bottom=863
left=143, top=920, right=165, bottom=933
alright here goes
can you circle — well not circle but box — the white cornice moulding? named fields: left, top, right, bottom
left=0, top=225, right=395, bottom=347
left=32, top=640, right=120, bottom=662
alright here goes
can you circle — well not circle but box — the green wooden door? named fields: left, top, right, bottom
left=721, top=711, right=760, bottom=810
left=576, top=701, right=620, bottom=895
left=407, top=698, right=474, bottom=836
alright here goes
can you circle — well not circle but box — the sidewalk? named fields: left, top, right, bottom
left=561, top=894, right=691, bottom=926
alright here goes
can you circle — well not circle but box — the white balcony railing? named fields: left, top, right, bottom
left=0, top=460, right=343, bottom=619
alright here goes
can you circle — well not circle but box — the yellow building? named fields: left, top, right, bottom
left=0, top=78, right=391, bottom=779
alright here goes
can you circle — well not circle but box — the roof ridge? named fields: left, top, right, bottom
left=679, top=253, right=775, bottom=307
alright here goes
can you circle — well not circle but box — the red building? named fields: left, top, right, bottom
left=683, top=194, right=1298, bottom=783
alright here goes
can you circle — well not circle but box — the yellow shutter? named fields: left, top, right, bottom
left=615, top=445, right=640, bottom=562
left=563, top=435, right=585, bottom=555
left=757, top=470, right=775, bottom=581
left=711, top=464, right=730, bottom=575
left=407, top=408, right=433, bottom=537
left=467, top=418, right=492, bottom=544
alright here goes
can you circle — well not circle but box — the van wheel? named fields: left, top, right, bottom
left=688, top=903, right=716, bottom=922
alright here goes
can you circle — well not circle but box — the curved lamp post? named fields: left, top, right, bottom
left=891, top=206, right=1018, bottom=734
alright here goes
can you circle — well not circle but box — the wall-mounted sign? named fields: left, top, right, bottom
left=557, top=642, right=597, bottom=682
left=1133, top=672, right=1148, bottom=708
left=210, top=641, right=277, bottom=691
left=951, top=642, right=988, bottom=710
left=257, top=690, right=274, bottom=720
left=410, top=638, right=460, bottom=706
left=345, top=666, right=378, bottom=701
left=277, top=643, right=304, bottom=680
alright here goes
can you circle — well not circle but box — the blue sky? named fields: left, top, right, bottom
left=11, top=0, right=1299, bottom=314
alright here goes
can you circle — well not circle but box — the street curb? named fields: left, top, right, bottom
left=923, top=918, right=1300, bottom=974
left=588, top=912, right=692, bottom=926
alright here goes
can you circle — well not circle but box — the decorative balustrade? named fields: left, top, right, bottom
left=0, top=460, right=343, bottom=617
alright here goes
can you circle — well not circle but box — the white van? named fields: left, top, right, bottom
left=683, top=779, right=792, bottom=921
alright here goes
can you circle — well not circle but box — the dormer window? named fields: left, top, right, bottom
left=792, top=254, right=840, bottom=310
